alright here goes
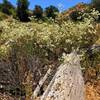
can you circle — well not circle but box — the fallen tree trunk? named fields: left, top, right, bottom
left=41, top=51, right=85, bottom=100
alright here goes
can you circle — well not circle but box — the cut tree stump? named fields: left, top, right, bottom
left=40, top=51, right=85, bottom=100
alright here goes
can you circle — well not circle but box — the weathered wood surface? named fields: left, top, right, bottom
left=41, top=51, right=85, bottom=100
left=33, top=68, right=52, bottom=98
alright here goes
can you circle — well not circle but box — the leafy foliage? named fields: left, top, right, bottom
left=33, top=5, right=43, bottom=19
left=0, top=0, right=15, bottom=16
left=0, top=9, right=98, bottom=59
left=45, top=5, right=59, bottom=19
left=69, top=10, right=83, bottom=21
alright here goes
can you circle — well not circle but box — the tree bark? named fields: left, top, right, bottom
left=41, top=51, right=85, bottom=100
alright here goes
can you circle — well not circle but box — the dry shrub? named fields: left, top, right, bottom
left=84, top=67, right=97, bottom=83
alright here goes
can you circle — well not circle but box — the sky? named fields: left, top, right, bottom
left=0, top=0, right=91, bottom=11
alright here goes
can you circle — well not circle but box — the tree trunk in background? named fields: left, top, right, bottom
left=41, top=51, right=85, bottom=100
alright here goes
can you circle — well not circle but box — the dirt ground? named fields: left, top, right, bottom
left=86, top=80, right=100, bottom=100
left=0, top=81, right=100, bottom=100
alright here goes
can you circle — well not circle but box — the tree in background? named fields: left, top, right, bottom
left=45, top=5, right=59, bottom=19
left=92, top=0, right=100, bottom=11
left=17, top=0, right=30, bottom=22
left=0, top=0, right=15, bottom=15
left=33, top=5, right=43, bottom=19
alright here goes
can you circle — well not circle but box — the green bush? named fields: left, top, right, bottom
left=69, top=10, right=83, bottom=21
left=0, top=0, right=15, bottom=16
left=0, top=9, right=98, bottom=59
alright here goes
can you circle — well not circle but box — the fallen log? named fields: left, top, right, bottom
left=41, top=51, right=85, bottom=100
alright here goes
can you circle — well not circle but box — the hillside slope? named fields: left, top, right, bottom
left=0, top=8, right=100, bottom=99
